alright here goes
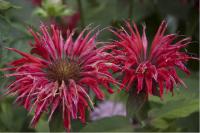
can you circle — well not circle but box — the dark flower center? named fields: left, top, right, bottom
left=47, top=58, right=80, bottom=84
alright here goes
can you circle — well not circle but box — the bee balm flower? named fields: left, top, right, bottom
left=3, top=24, right=120, bottom=131
left=31, top=0, right=42, bottom=6
left=109, top=21, right=197, bottom=98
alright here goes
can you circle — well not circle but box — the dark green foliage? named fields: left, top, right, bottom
left=81, top=116, right=133, bottom=132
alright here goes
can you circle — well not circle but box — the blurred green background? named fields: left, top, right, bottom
left=0, top=0, right=199, bottom=132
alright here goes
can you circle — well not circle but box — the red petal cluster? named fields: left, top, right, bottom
left=108, top=21, right=196, bottom=98
left=3, top=24, right=120, bottom=131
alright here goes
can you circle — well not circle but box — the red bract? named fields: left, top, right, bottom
left=3, top=24, right=120, bottom=131
left=108, top=21, right=197, bottom=98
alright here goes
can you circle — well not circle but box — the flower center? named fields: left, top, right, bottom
left=47, top=58, right=80, bottom=84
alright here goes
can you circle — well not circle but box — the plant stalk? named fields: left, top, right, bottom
left=128, top=0, right=133, bottom=19
left=77, top=0, right=85, bottom=29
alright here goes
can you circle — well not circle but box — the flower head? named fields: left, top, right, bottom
left=62, top=12, right=80, bottom=32
left=108, top=21, right=197, bottom=98
left=31, top=0, right=42, bottom=6
left=3, top=24, right=120, bottom=131
left=52, top=12, right=80, bottom=35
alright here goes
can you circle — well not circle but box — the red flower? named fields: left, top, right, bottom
left=52, top=12, right=80, bottom=35
left=64, top=12, right=80, bottom=32
left=31, top=0, right=42, bottom=6
left=3, top=24, right=120, bottom=131
left=108, top=21, right=197, bottom=98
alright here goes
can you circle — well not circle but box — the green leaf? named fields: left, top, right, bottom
left=0, top=0, right=20, bottom=10
left=173, top=112, right=199, bottom=132
left=0, top=98, right=34, bottom=132
left=33, top=8, right=48, bottom=18
left=149, top=97, right=199, bottom=129
left=126, top=92, right=149, bottom=122
left=81, top=116, right=133, bottom=132
left=60, top=9, right=74, bottom=16
left=35, top=116, right=49, bottom=132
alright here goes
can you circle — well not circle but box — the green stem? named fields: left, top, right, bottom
left=126, top=91, right=149, bottom=127
left=49, top=110, right=65, bottom=132
left=77, top=0, right=85, bottom=29
left=62, top=0, right=66, bottom=4
left=0, top=44, right=2, bottom=63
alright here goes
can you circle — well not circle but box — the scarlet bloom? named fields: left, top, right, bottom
left=62, top=12, right=80, bottom=32
left=52, top=12, right=80, bottom=35
left=108, top=21, right=197, bottom=98
left=3, top=25, right=120, bottom=131
left=31, top=0, right=42, bottom=6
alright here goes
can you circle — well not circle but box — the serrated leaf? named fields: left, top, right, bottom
left=81, top=116, right=133, bottom=132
